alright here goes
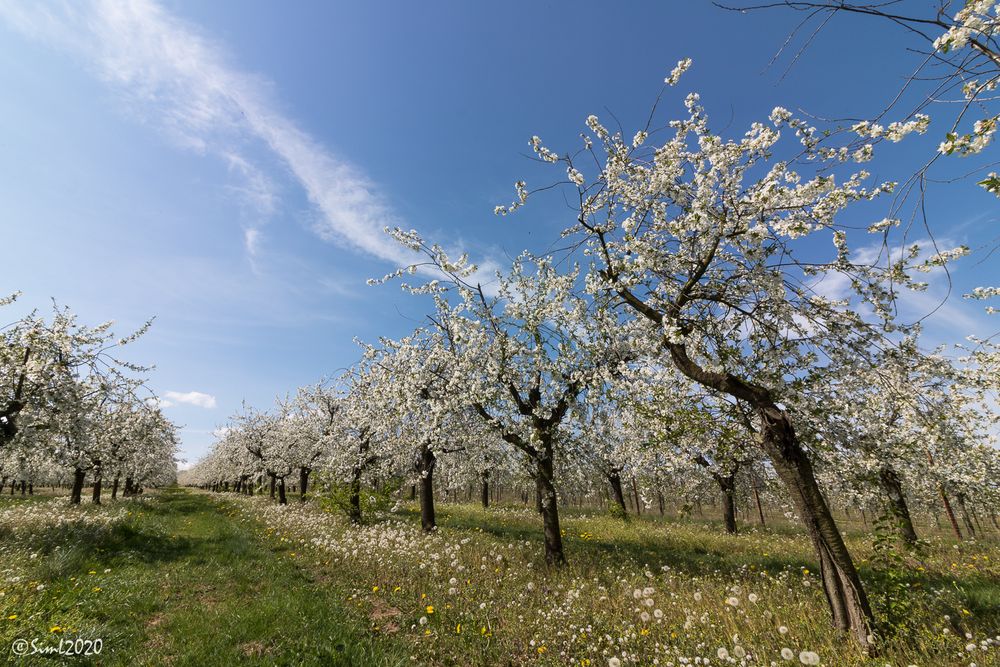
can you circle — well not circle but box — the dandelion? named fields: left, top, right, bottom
left=798, top=650, right=820, bottom=665
left=608, top=658, right=622, bottom=667
left=748, top=593, right=758, bottom=603
left=426, top=605, right=434, bottom=614
left=779, top=625, right=789, bottom=634
left=419, top=616, right=428, bottom=626
left=781, top=647, right=794, bottom=660
left=717, top=647, right=730, bottom=660
left=726, top=596, right=740, bottom=607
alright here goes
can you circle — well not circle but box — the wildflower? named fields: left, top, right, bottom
left=50, top=625, right=62, bottom=633
left=748, top=593, right=758, bottom=603
left=781, top=647, right=794, bottom=660
left=718, top=647, right=730, bottom=660
left=779, top=625, right=789, bottom=634
left=425, top=605, right=434, bottom=614
left=799, top=650, right=820, bottom=665
left=608, top=658, right=622, bottom=667
left=419, top=616, right=428, bottom=626
left=726, top=596, right=740, bottom=607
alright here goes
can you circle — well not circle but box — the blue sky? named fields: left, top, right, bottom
left=1, top=1, right=997, bottom=466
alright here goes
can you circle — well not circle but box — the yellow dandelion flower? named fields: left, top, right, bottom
left=426, top=605, right=434, bottom=614
left=372, top=586, right=379, bottom=592
left=455, top=623, right=462, bottom=634
left=50, top=625, right=62, bottom=633
left=7, top=615, right=16, bottom=620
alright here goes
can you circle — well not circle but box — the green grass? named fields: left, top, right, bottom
left=1, top=489, right=998, bottom=666
left=0, top=489, right=409, bottom=666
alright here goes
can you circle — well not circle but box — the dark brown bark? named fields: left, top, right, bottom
left=631, top=476, right=642, bottom=516
left=878, top=467, right=918, bottom=545
left=299, top=467, right=310, bottom=502
left=607, top=469, right=628, bottom=518
left=268, top=473, right=276, bottom=499
left=277, top=477, right=287, bottom=505
left=91, top=466, right=102, bottom=505
left=758, top=409, right=873, bottom=646
left=416, top=444, right=436, bottom=532
left=719, top=475, right=737, bottom=535
left=662, top=341, right=874, bottom=647
left=940, top=487, right=963, bottom=541
left=536, top=449, right=566, bottom=566
left=480, top=470, right=490, bottom=509
left=70, top=468, right=85, bottom=505
left=111, top=475, right=120, bottom=500
left=348, top=466, right=362, bottom=524
left=20, top=480, right=26, bottom=496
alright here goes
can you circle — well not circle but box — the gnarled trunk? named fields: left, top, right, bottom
left=758, top=407, right=873, bottom=647
left=277, top=477, right=287, bottom=505
left=878, top=467, right=918, bottom=545
left=480, top=470, right=490, bottom=509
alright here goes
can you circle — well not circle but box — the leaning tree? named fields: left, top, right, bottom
left=497, top=62, right=968, bottom=645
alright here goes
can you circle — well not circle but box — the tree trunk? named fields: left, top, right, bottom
left=91, top=470, right=102, bottom=505
left=878, top=467, right=918, bottom=545
left=534, top=476, right=544, bottom=515
left=718, top=475, right=737, bottom=535
left=630, top=476, right=642, bottom=516
left=20, top=480, right=26, bottom=496
left=417, top=445, right=436, bottom=532
left=277, top=477, right=287, bottom=505
left=111, top=475, right=120, bottom=500
left=348, top=465, right=362, bottom=524
left=268, top=473, right=276, bottom=500
left=536, top=447, right=566, bottom=566
left=607, top=469, right=628, bottom=518
left=299, top=467, right=310, bottom=502
left=70, top=468, right=85, bottom=505
left=757, top=406, right=874, bottom=648
left=480, top=470, right=490, bottom=509
left=751, top=473, right=766, bottom=526
left=955, top=493, right=976, bottom=539
left=940, top=487, right=963, bottom=541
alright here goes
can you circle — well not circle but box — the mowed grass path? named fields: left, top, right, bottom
left=1, top=488, right=407, bottom=666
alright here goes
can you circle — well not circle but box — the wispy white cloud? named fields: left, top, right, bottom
left=157, top=390, right=217, bottom=409
left=0, top=0, right=498, bottom=286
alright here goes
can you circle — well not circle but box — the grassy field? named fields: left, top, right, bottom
left=1, top=489, right=998, bottom=666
